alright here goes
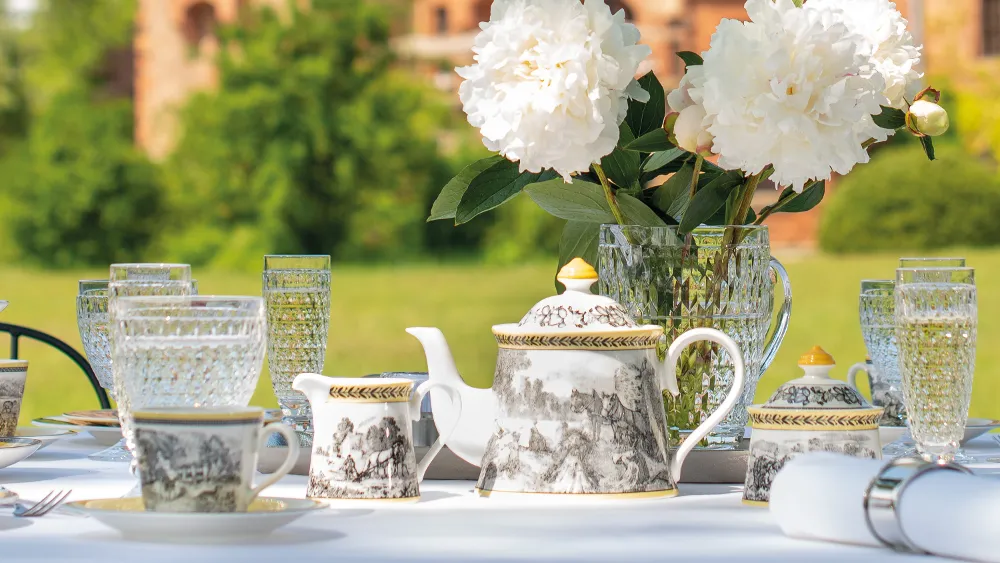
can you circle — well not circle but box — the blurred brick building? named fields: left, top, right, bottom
left=134, top=0, right=1000, bottom=248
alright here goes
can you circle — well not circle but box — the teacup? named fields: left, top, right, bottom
left=0, top=360, right=28, bottom=437
left=132, top=407, right=299, bottom=513
left=847, top=359, right=906, bottom=427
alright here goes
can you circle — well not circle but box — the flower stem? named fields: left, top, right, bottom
left=689, top=154, right=704, bottom=198
left=732, top=172, right=764, bottom=226
left=594, top=162, right=628, bottom=226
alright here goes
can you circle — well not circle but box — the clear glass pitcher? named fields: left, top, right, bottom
left=599, top=224, right=792, bottom=449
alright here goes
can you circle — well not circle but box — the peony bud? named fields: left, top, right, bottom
left=906, top=100, right=949, bottom=137
left=672, top=104, right=714, bottom=156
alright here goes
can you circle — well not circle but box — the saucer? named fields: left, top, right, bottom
left=963, top=418, right=1000, bottom=444
left=63, top=409, right=120, bottom=426
left=67, top=497, right=327, bottom=542
left=14, top=427, right=77, bottom=450
left=0, top=437, right=42, bottom=469
left=32, top=417, right=123, bottom=446
left=877, top=418, right=1000, bottom=448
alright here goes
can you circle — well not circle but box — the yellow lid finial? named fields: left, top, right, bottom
left=558, top=258, right=598, bottom=281
left=799, top=346, right=835, bottom=366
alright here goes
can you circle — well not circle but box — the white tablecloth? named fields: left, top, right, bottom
left=3, top=433, right=999, bottom=562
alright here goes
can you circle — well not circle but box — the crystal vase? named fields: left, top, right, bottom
left=599, top=225, right=792, bottom=449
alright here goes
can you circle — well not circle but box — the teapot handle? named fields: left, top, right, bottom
left=410, top=380, right=462, bottom=482
left=847, top=361, right=872, bottom=399
left=663, top=328, right=746, bottom=482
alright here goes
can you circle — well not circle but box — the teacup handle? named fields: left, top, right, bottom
left=410, top=380, right=462, bottom=482
left=250, top=422, right=300, bottom=501
left=847, top=361, right=872, bottom=399
left=662, top=328, right=745, bottom=482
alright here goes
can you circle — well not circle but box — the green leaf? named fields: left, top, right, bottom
left=626, top=71, right=667, bottom=138
left=618, top=193, right=667, bottom=227
left=778, top=181, right=825, bottom=213
left=455, top=160, right=552, bottom=224
left=525, top=178, right=617, bottom=223
left=642, top=148, right=688, bottom=175
left=601, top=122, right=641, bottom=191
left=651, top=164, right=694, bottom=219
left=677, top=51, right=703, bottom=68
left=556, top=221, right=601, bottom=292
left=624, top=128, right=673, bottom=152
left=678, top=170, right=744, bottom=233
left=920, top=135, right=936, bottom=160
left=428, top=156, right=503, bottom=221
left=872, top=105, right=906, bottom=130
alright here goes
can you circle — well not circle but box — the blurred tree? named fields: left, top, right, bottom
left=0, top=0, right=161, bottom=266
left=159, top=0, right=478, bottom=267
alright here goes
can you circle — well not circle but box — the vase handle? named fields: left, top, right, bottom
left=761, top=256, right=792, bottom=377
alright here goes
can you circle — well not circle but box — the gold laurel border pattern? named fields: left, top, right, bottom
left=748, top=409, right=882, bottom=431
left=494, top=333, right=661, bottom=350
left=328, top=382, right=412, bottom=403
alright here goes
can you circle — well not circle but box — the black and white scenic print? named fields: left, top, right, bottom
left=743, top=431, right=880, bottom=504
left=308, top=415, right=419, bottom=500
left=0, top=368, right=26, bottom=438
left=135, top=427, right=249, bottom=512
left=476, top=348, right=676, bottom=495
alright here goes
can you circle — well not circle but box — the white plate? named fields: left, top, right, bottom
left=68, top=497, right=327, bottom=542
left=14, top=427, right=77, bottom=450
left=0, top=437, right=42, bottom=469
left=32, top=417, right=123, bottom=446
left=878, top=418, right=1000, bottom=448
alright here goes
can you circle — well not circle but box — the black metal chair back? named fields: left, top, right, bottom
left=0, top=322, right=111, bottom=409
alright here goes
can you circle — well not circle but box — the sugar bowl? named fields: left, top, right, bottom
left=743, top=346, right=883, bottom=506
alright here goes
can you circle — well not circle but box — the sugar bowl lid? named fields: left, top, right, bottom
left=761, top=346, right=871, bottom=409
left=495, top=258, right=648, bottom=336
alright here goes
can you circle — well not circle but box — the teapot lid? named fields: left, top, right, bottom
left=760, top=346, right=873, bottom=410
left=505, top=258, right=641, bottom=334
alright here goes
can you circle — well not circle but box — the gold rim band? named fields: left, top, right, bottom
left=327, top=381, right=412, bottom=403
left=747, top=407, right=883, bottom=430
left=494, top=331, right=662, bottom=351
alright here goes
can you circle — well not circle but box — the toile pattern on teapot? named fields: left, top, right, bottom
left=407, top=258, right=748, bottom=498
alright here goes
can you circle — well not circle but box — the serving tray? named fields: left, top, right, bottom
left=259, top=443, right=749, bottom=484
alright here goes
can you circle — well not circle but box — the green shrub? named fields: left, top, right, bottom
left=819, top=145, right=1000, bottom=254
left=0, top=95, right=162, bottom=267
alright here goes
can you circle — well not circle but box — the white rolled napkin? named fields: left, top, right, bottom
left=770, top=452, right=1000, bottom=563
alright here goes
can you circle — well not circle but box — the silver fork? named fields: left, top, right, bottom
left=13, top=490, right=72, bottom=517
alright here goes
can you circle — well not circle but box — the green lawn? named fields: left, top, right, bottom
left=1, top=250, right=998, bottom=424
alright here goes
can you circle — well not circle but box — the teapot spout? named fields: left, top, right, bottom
left=406, top=327, right=495, bottom=467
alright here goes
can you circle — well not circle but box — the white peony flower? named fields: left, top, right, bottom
left=456, top=0, right=652, bottom=181
left=805, top=0, right=922, bottom=111
left=694, top=0, right=887, bottom=191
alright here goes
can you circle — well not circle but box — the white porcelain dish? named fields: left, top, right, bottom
left=877, top=418, right=999, bottom=449
left=67, top=497, right=327, bottom=542
left=31, top=417, right=123, bottom=446
left=14, top=427, right=77, bottom=450
left=0, top=437, right=42, bottom=469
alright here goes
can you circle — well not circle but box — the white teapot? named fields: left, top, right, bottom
left=408, top=258, right=747, bottom=497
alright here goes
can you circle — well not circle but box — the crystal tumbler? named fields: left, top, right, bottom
left=112, top=295, right=267, bottom=456
left=858, top=280, right=905, bottom=426
left=895, top=267, right=977, bottom=463
left=108, top=263, right=192, bottom=463
left=263, top=255, right=331, bottom=436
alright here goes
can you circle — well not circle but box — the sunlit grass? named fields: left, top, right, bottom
left=2, top=248, right=998, bottom=424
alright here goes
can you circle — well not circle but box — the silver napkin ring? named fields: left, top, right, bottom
left=863, top=456, right=972, bottom=554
